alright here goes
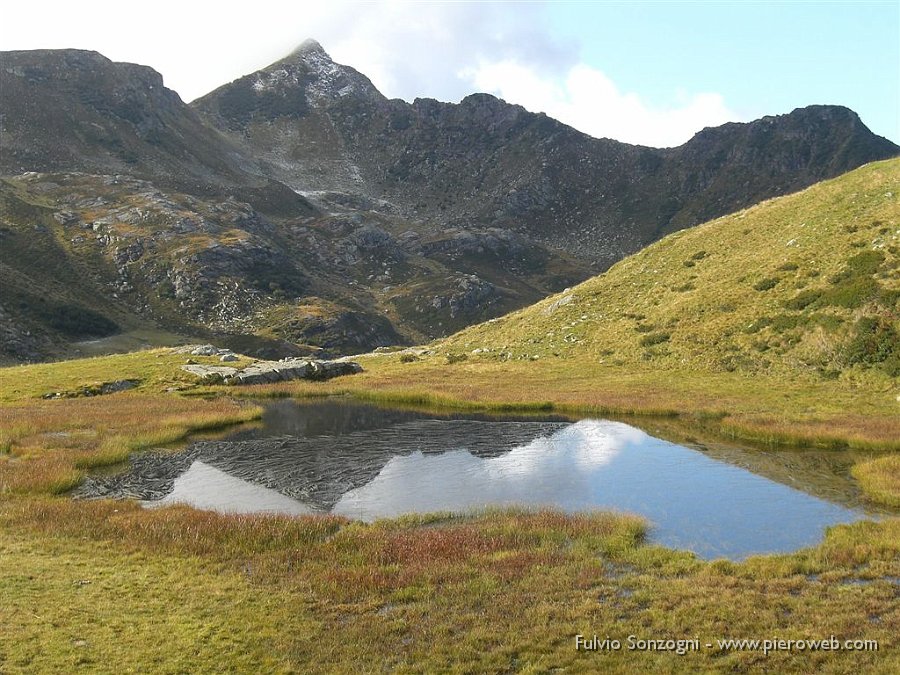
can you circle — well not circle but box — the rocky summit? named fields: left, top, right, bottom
left=1, top=43, right=897, bottom=363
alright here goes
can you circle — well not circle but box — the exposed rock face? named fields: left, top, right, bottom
left=272, top=307, right=403, bottom=353
left=195, top=45, right=900, bottom=265
left=0, top=50, right=262, bottom=188
left=1, top=44, right=897, bottom=364
left=181, top=357, right=363, bottom=385
left=0, top=303, right=49, bottom=362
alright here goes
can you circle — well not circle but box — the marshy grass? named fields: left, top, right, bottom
left=0, top=346, right=898, bottom=671
left=2, top=498, right=897, bottom=673
left=0, top=386, right=261, bottom=496
left=853, top=456, right=900, bottom=507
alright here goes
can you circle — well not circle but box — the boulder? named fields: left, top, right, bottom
left=99, top=379, right=139, bottom=394
left=180, top=358, right=362, bottom=386
left=180, top=365, right=239, bottom=383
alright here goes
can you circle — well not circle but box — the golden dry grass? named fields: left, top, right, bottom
left=853, top=456, right=900, bottom=507
left=0, top=393, right=260, bottom=495
left=1, top=499, right=897, bottom=673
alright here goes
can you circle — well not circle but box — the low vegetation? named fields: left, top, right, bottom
left=433, top=159, right=898, bottom=385
left=853, top=456, right=900, bottom=508
left=2, top=499, right=898, bottom=673
left=0, top=347, right=897, bottom=672
left=1, top=160, right=898, bottom=671
left=0, top=350, right=260, bottom=496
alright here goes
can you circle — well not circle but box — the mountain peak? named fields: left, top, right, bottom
left=254, top=40, right=383, bottom=106
left=291, top=38, right=328, bottom=58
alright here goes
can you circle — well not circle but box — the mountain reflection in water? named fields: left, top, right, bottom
left=77, top=400, right=879, bottom=560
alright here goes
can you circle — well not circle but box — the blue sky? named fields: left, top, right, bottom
left=549, top=1, right=899, bottom=142
left=2, top=1, right=897, bottom=146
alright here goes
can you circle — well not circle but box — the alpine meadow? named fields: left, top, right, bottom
left=1, top=5, right=899, bottom=673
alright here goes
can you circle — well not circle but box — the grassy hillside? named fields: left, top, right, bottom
left=437, top=158, right=899, bottom=382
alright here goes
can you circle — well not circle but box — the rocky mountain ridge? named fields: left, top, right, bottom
left=196, top=41, right=899, bottom=266
left=1, top=43, right=897, bottom=362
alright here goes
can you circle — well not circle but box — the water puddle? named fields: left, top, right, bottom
left=76, top=400, right=886, bottom=560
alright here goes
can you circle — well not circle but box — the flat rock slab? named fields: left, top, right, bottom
left=181, top=365, right=239, bottom=382
left=181, top=358, right=362, bottom=385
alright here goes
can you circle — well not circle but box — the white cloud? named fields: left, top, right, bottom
left=0, top=1, right=574, bottom=104
left=0, top=0, right=742, bottom=146
left=312, top=1, right=576, bottom=104
left=463, top=59, right=741, bottom=148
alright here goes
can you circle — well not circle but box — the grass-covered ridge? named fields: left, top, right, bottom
left=436, top=158, right=899, bottom=381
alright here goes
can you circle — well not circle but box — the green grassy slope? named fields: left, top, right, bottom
left=437, top=159, right=899, bottom=384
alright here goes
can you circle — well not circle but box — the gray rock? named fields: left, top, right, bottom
left=180, top=358, right=362, bottom=386
left=190, top=344, right=219, bottom=356
left=40, top=378, right=141, bottom=399
left=542, top=294, right=573, bottom=316
left=180, top=365, right=239, bottom=383
left=99, top=379, right=139, bottom=394
left=219, top=353, right=238, bottom=362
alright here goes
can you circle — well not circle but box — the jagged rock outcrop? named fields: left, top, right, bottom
left=196, top=43, right=899, bottom=265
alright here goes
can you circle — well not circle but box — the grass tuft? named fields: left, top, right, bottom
left=852, top=456, right=900, bottom=507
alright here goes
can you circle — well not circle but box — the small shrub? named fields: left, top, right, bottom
left=820, top=277, right=879, bottom=309
left=845, top=316, right=899, bottom=376
left=445, top=353, right=468, bottom=365
left=776, top=262, right=799, bottom=272
left=743, top=317, right=773, bottom=334
left=784, top=289, right=822, bottom=310
left=754, top=277, right=780, bottom=291
left=718, top=354, right=759, bottom=373
left=827, top=250, right=881, bottom=285
left=639, top=332, right=670, bottom=347
left=399, top=353, right=419, bottom=363
left=877, top=287, right=900, bottom=309
left=814, top=314, right=844, bottom=332
left=770, top=314, right=803, bottom=332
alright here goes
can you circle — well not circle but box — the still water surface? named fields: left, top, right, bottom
left=85, top=400, right=883, bottom=560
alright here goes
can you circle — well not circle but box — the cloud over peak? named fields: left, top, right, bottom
left=462, top=59, right=741, bottom=147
